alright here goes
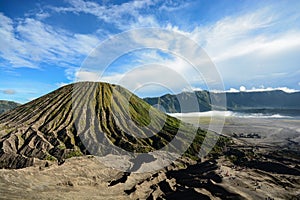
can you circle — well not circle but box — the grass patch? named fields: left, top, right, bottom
left=64, top=150, right=83, bottom=159
left=58, top=144, right=66, bottom=150
left=45, top=154, right=57, bottom=161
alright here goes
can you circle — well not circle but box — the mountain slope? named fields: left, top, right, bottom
left=144, top=90, right=300, bottom=114
left=0, top=82, right=222, bottom=169
left=0, top=100, right=20, bottom=114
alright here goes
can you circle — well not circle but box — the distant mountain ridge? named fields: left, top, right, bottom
left=0, top=100, right=20, bottom=114
left=144, top=90, right=300, bottom=115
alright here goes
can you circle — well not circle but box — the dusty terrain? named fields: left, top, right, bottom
left=171, top=116, right=300, bottom=199
left=0, top=113, right=299, bottom=199
left=0, top=146, right=299, bottom=199
left=0, top=154, right=236, bottom=200
left=0, top=83, right=299, bottom=199
left=177, top=116, right=300, bottom=149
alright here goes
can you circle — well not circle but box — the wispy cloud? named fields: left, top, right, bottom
left=50, top=0, right=160, bottom=29
left=1, top=89, right=16, bottom=95
left=0, top=12, right=101, bottom=69
left=186, top=8, right=300, bottom=63
left=55, top=82, right=69, bottom=88
left=158, top=1, right=190, bottom=12
left=183, top=7, right=300, bottom=87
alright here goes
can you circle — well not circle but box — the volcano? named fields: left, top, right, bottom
left=0, top=82, right=220, bottom=169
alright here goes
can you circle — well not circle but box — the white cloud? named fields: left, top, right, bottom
left=247, top=86, right=298, bottom=93
left=76, top=59, right=202, bottom=97
left=225, top=86, right=299, bottom=93
left=239, top=86, right=246, bottom=92
left=27, top=97, right=39, bottom=102
left=189, top=86, right=203, bottom=91
left=159, top=1, right=190, bottom=12
left=76, top=71, right=99, bottom=81
left=0, top=13, right=101, bottom=69
left=100, top=73, right=125, bottom=84
left=228, top=88, right=240, bottom=93
left=51, top=0, right=159, bottom=30
left=97, top=64, right=195, bottom=94
left=64, top=67, right=79, bottom=81
left=180, top=8, right=300, bottom=87
left=0, top=13, right=35, bottom=68
left=210, top=85, right=299, bottom=93
left=35, top=12, right=50, bottom=20
left=187, top=8, right=300, bottom=63
left=77, top=44, right=211, bottom=96
left=55, top=82, right=69, bottom=88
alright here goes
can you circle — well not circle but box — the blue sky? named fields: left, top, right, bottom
left=0, top=0, right=300, bottom=103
